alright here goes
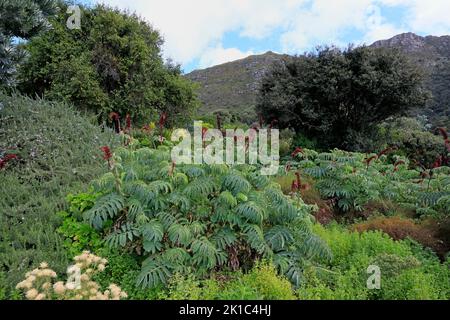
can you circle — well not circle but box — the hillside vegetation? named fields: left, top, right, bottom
left=187, top=33, right=450, bottom=129
left=1, top=0, right=449, bottom=301
left=0, top=93, right=118, bottom=298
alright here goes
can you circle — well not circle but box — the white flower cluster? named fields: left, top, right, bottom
left=16, top=251, right=128, bottom=300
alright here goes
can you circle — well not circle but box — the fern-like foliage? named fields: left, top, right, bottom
left=83, top=147, right=330, bottom=288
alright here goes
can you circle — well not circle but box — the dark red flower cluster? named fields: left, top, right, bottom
left=109, top=112, right=121, bottom=133
left=291, top=172, right=302, bottom=193
left=125, top=114, right=132, bottom=133
left=0, top=154, right=18, bottom=169
left=100, top=146, right=112, bottom=161
left=285, top=163, right=292, bottom=172
left=216, top=114, right=222, bottom=131
left=378, top=146, right=397, bottom=158
left=432, top=156, right=443, bottom=169
left=365, top=155, right=378, bottom=166
left=438, top=127, right=448, bottom=140
left=436, top=128, right=450, bottom=153
left=291, top=147, right=304, bottom=158
left=159, top=112, right=167, bottom=128
left=202, top=127, right=208, bottom=140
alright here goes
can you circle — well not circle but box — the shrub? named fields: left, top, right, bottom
left=92, top=250, right=161, bottom=300
left=220, top=263, right=296, bottom=300
left=257, top=45, right=429, bottom=149
left=297, top=224, right=450, bottom=300
left=292, top=149, right=449, bottom=216
left=158, top=263, right=296, bottom=300
left=352, top=216, right=442, bottom=254
left=18, top=3, right=198, bottom=125
left=0, top=93, right=118, bottom=298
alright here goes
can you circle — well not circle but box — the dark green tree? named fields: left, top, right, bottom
left=0, top=0, right=57, bottom=88
left=257, top=46, right=431, bottom=149
left=18, top=3, right=198, bottom=125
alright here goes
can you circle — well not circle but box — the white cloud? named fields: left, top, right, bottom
left=99, top=0, right=305, bottom=66
left=98, top=0, right=450, bottom=68
left=198, top=45, right=255, bottom=69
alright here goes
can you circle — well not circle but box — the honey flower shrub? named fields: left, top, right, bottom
left=16, top=251, right=127, bottom=300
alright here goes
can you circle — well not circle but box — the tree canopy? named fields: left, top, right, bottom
left=18, top=3, right=198, bottom=125
left=0, top=0, right=58, bottom=88
left=256, top=46, right=431, bottom=149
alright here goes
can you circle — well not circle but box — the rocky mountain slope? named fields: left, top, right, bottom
left=186, top=33, right=450, bottom=126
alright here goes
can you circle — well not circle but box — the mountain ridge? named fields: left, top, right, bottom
left=186, top=32, right=450, bottom=126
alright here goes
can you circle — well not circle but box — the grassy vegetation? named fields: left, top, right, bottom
left=0, top=93, right=118, bottom=298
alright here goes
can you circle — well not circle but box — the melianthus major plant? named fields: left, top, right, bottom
left=82, top=146, right=330, bottom=288
left=290, top=148, right=450, bottom=216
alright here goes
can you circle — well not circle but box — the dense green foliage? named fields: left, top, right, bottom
left=0, top=92, right=118, bottom=298
left=18, top=3, right=198, bottom=125
left=81, top=146, right=330, bottom=288
left=257, top=46, right=430, bottom=149
left=2, top=1, right=449, bottom=301
left=296, top=149, right=449, bottom=216
left=0, top=0, right=57, bottom=88
left=373, top=117, right=447, bottom=167
left=299, top=224, right=450, bottom=300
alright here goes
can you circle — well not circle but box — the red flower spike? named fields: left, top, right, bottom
left=216, top=114, right=222, bottom=131
left=291, top=180, right=299, bottom=193
left=291, top=147, right=304, bottom=158
left=432, top=156, right=442, bottom=169
left=125, top=114, right=132, bottom=133
left=159, top=112, right=167, bottom=128
left=438, top=128, right=448, bottom=140
left=295, top=172, right=301, bottom=187
left=285, top=163, right=292, bottom=172
left=365, top=155, right=378, bottom=165
left=378, top=146, right=396, bottom=158
left=109, top=112, right=120, bottom=121
left=0, top=154, right=18, bottom=169
left=100, top=146, right=112, bottom=161
left=202, top=127, right=208, bottom=140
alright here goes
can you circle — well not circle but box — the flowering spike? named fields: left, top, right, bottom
left=365, top=155, right=378, bottom=166
left=109, top=112, right=121, bottom=133
left=258, top=114, right=264, bottom=128
left=377, top=146, right=396, bottom=158
left=159, top=112, right=167, bottom=128
left=432, top=156, right=442, bottom=169
left=437, top=127, right=448, bottom=140
left=125, top=114, right=131, bottom=133
left=0, top=154, right=18, bottom=169
left=100, top=146, right=112, bottom=161
left=291, top=147, right=304, bottom=158
left=285, top=163, right=291, bottom=173
left=202, top=127, right=208, bottom=140
left=291, top=180, right=299, bottom=193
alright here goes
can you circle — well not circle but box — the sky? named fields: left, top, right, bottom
left=88, top=0, right=450, bottom=73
